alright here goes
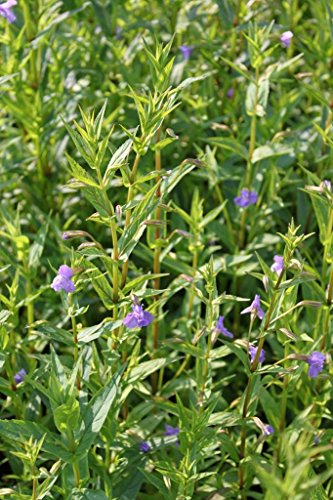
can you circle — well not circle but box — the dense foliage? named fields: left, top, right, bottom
left=1, top=0, right=333, bottom=498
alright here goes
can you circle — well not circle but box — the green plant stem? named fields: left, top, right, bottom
left=67, top=429, right=80, bottom=487
left=32, top=465, right=37, bottom=500
left=198, top=290, right=214, bottom=413
left=96, top=168, right=119, bottom=316
left=322, top=206, right=333, bottom=280
left=188, top=248, right=198, bottom=318
left=26, top=280, right=34, bottom=336
left=68, top=295, right=81, bottom=390
left=239, top=266, right=285, bottom=493
left=153, top=129, right=162, bottom=352
left=214, top=184, right=235, bottom=247
left=238, top=65, right=260, bottom=250
left=152, top=129, right=162, bottom=394
left=24, top=257, right=34, bottom=338
left=121, top=153, right=141, bottom=288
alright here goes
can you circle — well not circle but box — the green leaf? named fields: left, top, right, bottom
left=76, top=369, right=123, bottom=457
left=54, top=399, right=80, bottom=433
left=0, top=420, right=72, bottom=461
left=103, top=138, right=133, bottom=185
left=28, top=217, right=50, bottom=269
left=118, top=185, right=159, bottom=261
left=125, top=358, right=168, bottom=385
left=69, top=489, right=108, bottom=500
left=77, top=320, right=123, bottom=344
left=206, top=137, right=248, bottom=160
left=84, top=263, right=114, bottom=310
left=36, top=325, right=74, bottom=346
left=252, top=143, right=295, bottom=164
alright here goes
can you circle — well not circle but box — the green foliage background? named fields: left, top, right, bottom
left=1, top=0, right=333, bottom=498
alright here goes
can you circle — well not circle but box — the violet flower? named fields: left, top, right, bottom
left=165, top=425, right=180, bottom=437
left=0, top=0, right=17, bottom=23
left=123, top=300, right=154, bottom=329
left=249, top=344, right=265, bottom=364
left=180, top=45, right=193, bottom=61
left=271, top=255, right=284, bottom=276
left=227, top=88, right=234, bottom=98
left=241, top=294, right=265, bottom=320
left=280, top=31, right=293, bottom=48
left=263, top=424, right=274, bottom=436
left=234, top=189, right=258, bottom=208
left=51, top=265, right=75, bottom=293
left=306, top=351, right=325, bottom=378
left=14, top=368, right=27, bottom=385
left=215, top=316, right=234, bottom=339
left=323, top=179, right=331, bottom=190
left=139, top=441, right=151, bottom=453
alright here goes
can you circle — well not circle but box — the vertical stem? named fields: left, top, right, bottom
left=322, top=206, right=333, bottom=280
left=153, top=128, right=162, bottom=351
left=198, top=290, right=213, bottom=413
left=96, top=168, right=119, bottom=323
left=238, top=65, right=260, bottom=250
left=188, top=249, right=198, bottom=318
left=67, top=429, right=80, bottom=487
left=214, top=184, right=235, bottom=246
left=152, top=129, right=162, bottom=394
left=245, top=65, right=260, bottom=187
left=31, top=464, right=37, bottom=500
left=239, top=266, right=285, bottom=493
left=24, top=257, right=34, bottom=338
left=69, top=294, right=81, bottom=390
left=121, top=153, right=141, bottom=288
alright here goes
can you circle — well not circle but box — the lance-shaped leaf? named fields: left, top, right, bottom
left=0, top=420, right=72, bottom=462
left=76, top=368, right=123, bottom=457
left=118, top=185, right=159, bottom=261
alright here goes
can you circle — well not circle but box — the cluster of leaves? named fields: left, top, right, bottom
left=1, top=0, right=333, bottom=498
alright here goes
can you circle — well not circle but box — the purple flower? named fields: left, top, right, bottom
left=249, top=345, right=265, bottom=364
left=115, top=26, right=122, bottom=40
left=263, top=424, right=274, bottom=436
left=165, top=425, right=180, bottom=437
left=139, top=441, right=151, bottom=453
left=62, top=232, right=69, bottom=240
left=271, top=255, right=284, bottom=276
left=0, top=0, right=17, bottom=23
left=323, top=179, right=331, bottom=190
left=306, top=351, right=325, bottom=378
left=58, top=265, right=74, bottom=279
left=51, top=265, right=75, bottom=293
left=14, top=368, right=27, bottom=384
left=241, top=294, right=265, bottom=320
left=234, top=189, right=258, bottom=208
left=123, top=302, right=154, bottom=329
left=215, top=316, right=234, bottom=339
left=227, top=88, right=234, bottom=98
left=180, top=45, right=193, bottom=61
left=280, top=31, right=293, bottom=48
